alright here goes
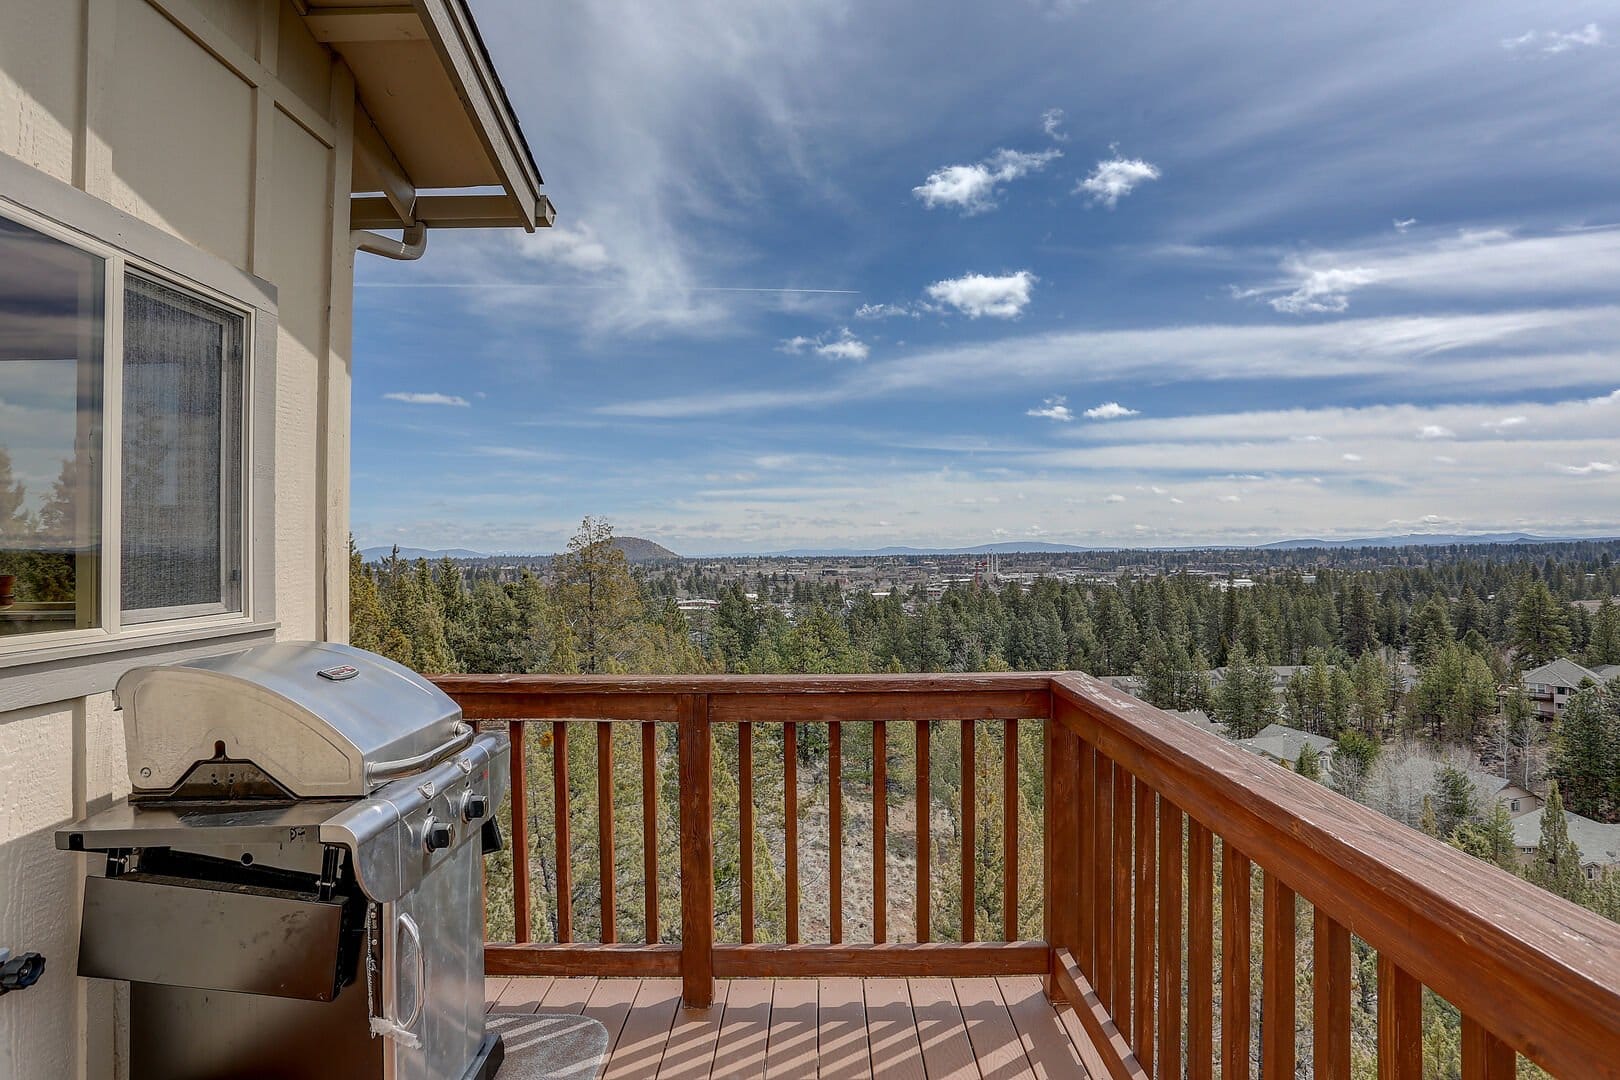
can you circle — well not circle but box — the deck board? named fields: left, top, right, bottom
left=998, top=975, right=1089, bottom=1080
left=819, top=977, right=874, bottom=1080
left=864, top=978, right=927, bottom=1080
left=955, top=977, right=1035, bottom=1080
left=486, top=976, right=1098, bottom=1077
left=909, top=976, right=980, bottom=1080
left=711, top=977, right=774, bottom=1080
left=764, top=979, right=819, bottom=1079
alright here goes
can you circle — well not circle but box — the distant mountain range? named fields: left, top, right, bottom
left=361, top=532, right=1615, bottom=563
left=359, top=536, right=681, bottom=563
left=1257, top=532, right=1602, bottom=550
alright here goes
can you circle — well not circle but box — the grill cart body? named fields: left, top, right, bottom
left=57, top=642, right=508, bottom=1080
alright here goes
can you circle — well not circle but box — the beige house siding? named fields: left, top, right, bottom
left=0, top=2, right=354, bottom=1075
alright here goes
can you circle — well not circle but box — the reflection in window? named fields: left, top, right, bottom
left=0, top=214, right=103, bottom=638
left=121, top=275, right=243, bottom=621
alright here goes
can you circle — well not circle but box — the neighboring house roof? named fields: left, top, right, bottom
left=1464, top=770, right=1540, bottom=814
left=303, top=0, right=552, bottom=232
left=1512, top=809, right=1620, bottom=868
left=1521, top=658, right=1608, bottom=689
left=1168, top=709, right=1222, bottom=735
left=1594, top=665, right=1620, bottom=682
left=1238, top=724, right=1336, bottom=766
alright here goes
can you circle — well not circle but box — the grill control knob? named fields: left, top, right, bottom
left=461, top=792, right=489, bottom=822
left=424, top=818, right=453, bottom=853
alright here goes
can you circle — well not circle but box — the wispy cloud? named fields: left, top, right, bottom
left=925, top=271, right=1037, bottom=318
left=384, top=392, right=470, bottom=407
left=1234, top=226, right=1620, bottom=315
left=780, top=329, right=870, bottom=360
left=854, top=302, right=915, bottom=320
left=1556, top=460, right=1617, bottom=475
left=1503, top=24, right=1604, bottom=54
left=1084, top=401, right=1139, bottom=420
left=1042, top=107, right=1070, bottom=142
left=913, top=148, right=1062, bottom=215
left=1416, top=424, right=1455, bottom=440
left=1077, top=155, right=1161, bottom=208
left=1027, top=396, right=1074, bottom=422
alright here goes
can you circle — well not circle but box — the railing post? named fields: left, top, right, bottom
left=1044, top=715, right=1081, bottom=999
left=678, top=693, right=713, bottom=1008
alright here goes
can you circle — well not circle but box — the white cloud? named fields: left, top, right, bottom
left=1104, top=493, right=1126, bottom=503
left=1077, top=156, right=1161, bottom=208
left=912, top=148, right=1062, bottom=215
left=1557, top=461, right=1617, bottom=475
left=384, top=392, right=470, bottom=407
left=781, top=329, right=869, bottom=360
left=1219, top=494, right=1242, bottom=503
left=1245, top=264, right=1379, bottom=315
left=1503, top=24, right=1604, bottom=54
left=1084, top=401, right=1139, bottom=420
left=511, top=221, right=612, bottom=273
left=1342, top=453, right=1364, bottom=462
left=1042, top=107, right=1069, bottom=142
left=1394, top=218, right=1417, bottom=232
left=854, top=303, right=913, bottom=320
left=1027, top=396, right=1074, bottom=422
left=815, top=330, right=870, bottom=361
left=925, top=271, right=1037, bottom=318
left=1416, top=425, right=1455, bottom=440
left=1433, top=455, right=1458, bottom=465
left=1484, top=416, right=1527, bottom=431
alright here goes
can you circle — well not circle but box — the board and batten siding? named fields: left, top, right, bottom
left=0, top=2, right=355, bottom=1075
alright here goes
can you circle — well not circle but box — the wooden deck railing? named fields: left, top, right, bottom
left=433, top=672, right=1620, bottom=1078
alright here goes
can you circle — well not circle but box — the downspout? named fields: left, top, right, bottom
left=352, top=221, right=428, bottom=261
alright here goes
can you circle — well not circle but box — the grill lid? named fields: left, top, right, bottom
left=118, top=641, right=465, bottom=799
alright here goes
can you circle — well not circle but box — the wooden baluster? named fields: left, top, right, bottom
left=873, top=719, right=888, bottom=944
left=1002, top=717, right=1018, bottom=943
left=598, top=721, right=616, bottom=943
left=1461, top=1018, right=1514, bottom=1080
left=1077, top=741, right=1096, bottom=978
left=642, top=720, right=658, bottom=944
left=916, top=718, right=930, bottom=943
left=1093, top=753, right=1114, bottom=1014
left=509, top=720, right=530, bottom=944
left=961, top=718, right=976, bottom=943
left=1261, top=872, right=1296, bottom=1080
left=829, top=722, right=843, bottom=945
left=785, top=721, right=800, bottom=944
left=1223, top=842, right=1253, bottom=1080
left=1044, top=721, right=1081, bottom=999
left=678, top=694, right=713, bottom=1008
left=1377, top=956, right=1422, bottom=1079
left=1113, top=763, right=1134, bottom=1038
left=1313, top=911, right=1351, bottom=1080
left=1158, top=796, right=1184, bottom=1080
left=1189, top=822, right=1215, bottom=1080
left=1134, top=779, right=1156, bottom=1073
left=739, top=720, right=754, bottom=944
left=552, top=721, right=572, bottom=943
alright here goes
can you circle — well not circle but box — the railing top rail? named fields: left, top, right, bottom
left=432, top=672, right=1060, bottom=695
left=1050, top=672, right=1620, bottom=1076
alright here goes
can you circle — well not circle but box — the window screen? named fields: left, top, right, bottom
left=0, top=213, right=103, bottom=639
left=121, top=274, right=244, bottom=621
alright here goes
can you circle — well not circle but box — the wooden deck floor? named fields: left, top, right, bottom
left=486, top=976, right=1100, bottom=1079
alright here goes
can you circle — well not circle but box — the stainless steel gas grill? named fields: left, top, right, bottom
left=56, top=641, right=510, bottom=1080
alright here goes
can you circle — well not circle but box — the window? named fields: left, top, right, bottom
left=0, top=204, right=250, bottom=648
left=0, top=214, right=104, bottom=640
left=121, top=275, right=243, bottom=622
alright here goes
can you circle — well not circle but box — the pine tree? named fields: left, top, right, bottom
left=1511, top=578, right=1572, bottom=667
left=553, top=516, right=642, bottom=674
left=1529, top=783, right=1589, bottom=904
left=1450, top=800, right=1518, bottom=872
left=1551, top=683, right=1619, bottom=821
left=1430, top=765, right=1479, bottom=840
left=1213, top=644, right=1277, bottom=739
left=1588, top=599, right=1620, bottom=666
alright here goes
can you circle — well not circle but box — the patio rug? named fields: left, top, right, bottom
left=486, top=1013, right=610, bottom=1079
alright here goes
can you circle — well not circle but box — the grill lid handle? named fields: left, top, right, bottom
left=364, top=722, right=475, bottom=786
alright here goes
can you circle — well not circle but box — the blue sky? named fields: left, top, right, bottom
left=351, top=0, right=1620, bottom=555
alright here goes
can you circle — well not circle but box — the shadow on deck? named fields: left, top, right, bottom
left=486, top=975, right=1099, bottom=1079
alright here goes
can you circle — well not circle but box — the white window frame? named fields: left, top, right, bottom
left=0, top=167, right=279, bottom=706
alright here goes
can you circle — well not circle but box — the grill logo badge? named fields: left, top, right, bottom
left=316, top=664, right=360, bottom=681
